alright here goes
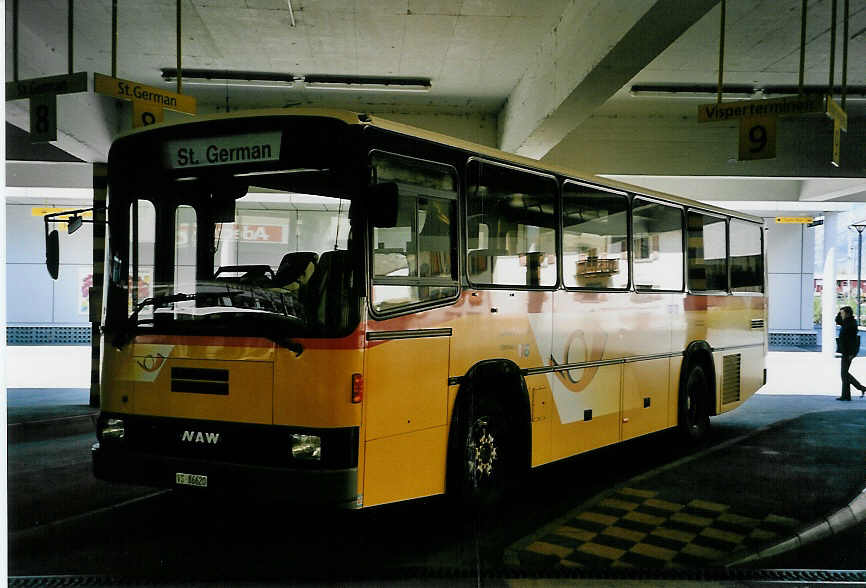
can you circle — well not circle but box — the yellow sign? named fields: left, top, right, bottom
left=826, top=97, right=847, bottom=131
left=698, top=94, right=824, bottom=123
left=94, top=73, right=196, bottom=115
left=133, top=99, right=164, bottom=128
left=738, top=116, right=776, bottom=161
left=775, top=217, right=813, bottom=224
left=32, top=207, right=93, bottom=218
left=832, top=122, right=842, bottom=168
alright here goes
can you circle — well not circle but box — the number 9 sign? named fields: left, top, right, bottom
left=133, top=100, right=163, bottom=129
left=739, top=116, right=776, bottom=161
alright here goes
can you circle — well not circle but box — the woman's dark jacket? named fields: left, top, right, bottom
left=836, top=313, right=860, bottom=356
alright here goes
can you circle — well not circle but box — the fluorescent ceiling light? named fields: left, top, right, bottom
left=630, top=83, right=866, bottom=100
left=160, top=68, right=431, bottom=92
left=179, top=80, right=295, bottom=89
left=302, top=74, right=431, bottom=92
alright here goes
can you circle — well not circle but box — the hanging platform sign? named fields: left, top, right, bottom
left=6, top=72, right=88, bottom=100
left=133, top=99, right=164, bottom=128
left=697, top=94, right=825, bottom=123
left=5, top=72, right=88, bottom=144
left=94, top=73, right=196, bottom=128
left=825, top=97, right=847, bottom=168
left=698, top=94, right=839, bottom=163
left=738, top=115, right=776, bottom=161
left=775, top=217, right=813, bottom=224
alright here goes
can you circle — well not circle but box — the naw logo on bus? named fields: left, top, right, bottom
left=181, top=430, right=221, bottom=444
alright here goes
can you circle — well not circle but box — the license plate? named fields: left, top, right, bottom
left=175, top=472, right=208, bottom=488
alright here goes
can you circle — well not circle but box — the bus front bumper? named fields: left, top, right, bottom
left=92, top=442, right=361, bottom=508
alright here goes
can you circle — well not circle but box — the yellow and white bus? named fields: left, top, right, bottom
left=73, top=108, right=765, bottom=508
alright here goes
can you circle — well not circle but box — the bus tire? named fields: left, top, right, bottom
left=679, top=364, right=711, bottom=442
left=449, top=391, right=513, bottom=510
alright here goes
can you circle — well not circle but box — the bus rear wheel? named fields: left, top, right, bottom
left=451, top=394, right=512, bottom=510
left=679, top=364, right=711, bottom=442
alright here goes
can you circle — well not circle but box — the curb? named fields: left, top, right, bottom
left=8, top=412, right=98, bottom=443
left=725, top=486, right=866, bottom=567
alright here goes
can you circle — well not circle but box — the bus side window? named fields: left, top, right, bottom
left=562, top=183, right=629, bottom=289
left=466, top=160, right=557, bottom=288
left=369, top=151, right=459, bottom=313
left=687, top=212, right=728, bottom=292
left=730, top=219, right=763, bottom=293
left=632, top=199, right=684, bottom=292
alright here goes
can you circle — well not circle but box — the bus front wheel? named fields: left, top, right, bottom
left=679, top=364, right=711, bottom=442
left=450, top=394, right=512, bottom=509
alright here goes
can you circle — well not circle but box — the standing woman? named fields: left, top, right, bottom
left=835, top=306, right=864, bottom=401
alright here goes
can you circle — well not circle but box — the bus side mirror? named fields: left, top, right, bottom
left=367, top=183, right=399, bottom=228
left=68, top=215, right=84, bottom=234
left=46, top=229, right=59, bottom=279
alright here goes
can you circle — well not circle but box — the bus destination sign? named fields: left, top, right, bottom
left=165, top=132, right=282, bottom=170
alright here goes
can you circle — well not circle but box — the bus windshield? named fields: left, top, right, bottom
left=109, top=177, right=358, bottom=344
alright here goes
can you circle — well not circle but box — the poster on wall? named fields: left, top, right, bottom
left=79, top=270, right=93, bottom=316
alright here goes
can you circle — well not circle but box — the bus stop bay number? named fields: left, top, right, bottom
left=133, top=100, right=163, bottom=128
left=738, top=116, right=776, bottom=161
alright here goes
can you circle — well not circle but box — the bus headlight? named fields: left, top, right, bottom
left=290, top=434, right=321, bottom=461
left=101, top=417, right=125, bottom=440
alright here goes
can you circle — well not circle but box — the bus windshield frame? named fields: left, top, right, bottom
left=103, top=117, right=366, bottom=345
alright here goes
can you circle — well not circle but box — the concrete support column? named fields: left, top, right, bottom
left=90, top=164, right=107, bottom=407
left=766, top=219, right=815, bottom=346
left=822, top=213, right=840, bottom=355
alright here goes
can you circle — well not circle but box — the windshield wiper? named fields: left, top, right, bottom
left=112, top=292, right=201, bottom=348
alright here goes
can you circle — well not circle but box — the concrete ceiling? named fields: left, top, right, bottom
left=6, top=0, right=866, bottom=216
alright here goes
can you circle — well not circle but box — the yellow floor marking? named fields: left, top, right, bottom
left=624, top=510, right=665, bottom=526
left=553, top=525, right=596, bottom=543
left=579, top=542, right=625, bottom=560
left=619, top=487, right=656, bottom=499
left=525, top=541, right=573, bottom=559
left=611, top=559, right=635, bottom=568
left=559, top=559, right=582, bottom=568
left=682, top=543, right=725, bottom=560
left=578, top=511, right=618, bottom=527
left=631, top=542, right=677, bottom=561
left=718, top=512, right=760, bottom=528
left=652, top=527, right=696, bottom=544
left=701, top=527, right=745, bottom=544
left=749, top=528, right=778, bottom=541
left=671, top=512, right=713, bottom=528
left=602, top=525, right=647, bottom=543
left=764, top=514, right=799, bottom=527
left=688, top=499, right=728, bottom=512
left=645, top=498, right=684, bottom=512
left=599, top=497, right=639, bottom=511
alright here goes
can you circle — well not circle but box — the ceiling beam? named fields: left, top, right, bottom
left=497, top=0, right=719, bottom=159
left=798, top=178, right=866, bottom=202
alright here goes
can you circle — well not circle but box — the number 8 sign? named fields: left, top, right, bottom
left=738, top=115, right=776, bottom=161
left=29, top=94, right=57, bottom=143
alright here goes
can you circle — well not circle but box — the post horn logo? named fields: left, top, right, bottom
left=137, top=353, right=166, bottom=372
left=550, top=331, right=608, bottom=393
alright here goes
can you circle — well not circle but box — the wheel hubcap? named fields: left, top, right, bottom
left=468, top=417, right=497, bottom=482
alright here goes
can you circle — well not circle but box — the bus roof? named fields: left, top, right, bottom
left=116, top=107, right=763, bottom=224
